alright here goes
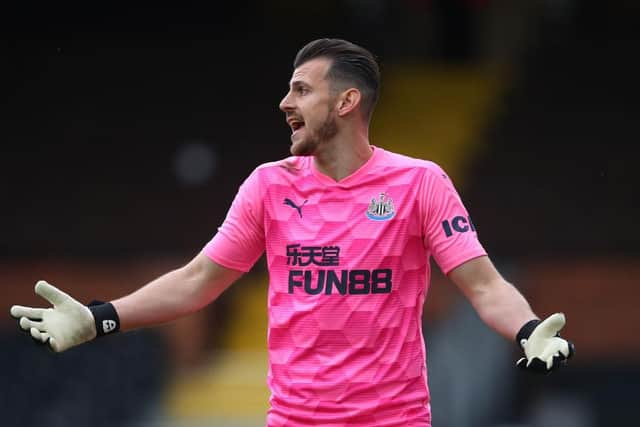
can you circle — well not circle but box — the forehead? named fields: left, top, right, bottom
left=290, top=57, right=332, bottom=86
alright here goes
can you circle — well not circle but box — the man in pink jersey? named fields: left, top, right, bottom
left=10, top=39, right=573, bottom=426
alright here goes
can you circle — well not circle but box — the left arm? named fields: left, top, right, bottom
left=448, top=255, right=536, bottom=341
left=420, top=163, right=573, bottom=371
left=449, top=255, right=575, bottom=372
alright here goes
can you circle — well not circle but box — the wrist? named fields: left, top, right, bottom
left=516, top=318, right=540, bottom=347
left=88, top=301, right=121, bottom=337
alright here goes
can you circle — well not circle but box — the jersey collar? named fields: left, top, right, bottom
left=310, top=145, right=382, bottom=187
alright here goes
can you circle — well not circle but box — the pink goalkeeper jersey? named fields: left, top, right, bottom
left=204, top=146, right=486, bottom=427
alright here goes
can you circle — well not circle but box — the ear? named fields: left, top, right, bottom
left=335, top=88, right=362, bottom=117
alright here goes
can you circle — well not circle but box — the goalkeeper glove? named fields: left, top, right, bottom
left=9, top=280, right=120, bottom=352
left=516, top=312, right=575, bottom=373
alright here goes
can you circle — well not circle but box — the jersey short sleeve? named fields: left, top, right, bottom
left=421, top=164, right=487, bottom=275
left=203, top=167, right=265, bottom=272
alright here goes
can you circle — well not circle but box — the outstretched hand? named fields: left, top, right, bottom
left=10, top=280, right=97, bottom=352
left=517, top=313, right=575, bottom=373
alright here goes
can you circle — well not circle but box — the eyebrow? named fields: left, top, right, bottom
left=290, top=80, right=311, bottom=90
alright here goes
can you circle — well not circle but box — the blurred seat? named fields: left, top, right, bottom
left=0, top=329, right=168, bottom=427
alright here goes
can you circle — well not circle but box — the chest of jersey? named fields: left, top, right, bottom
left=261, top=175, right=427, bottom=295
left=268, top=181, right=420, bottom=244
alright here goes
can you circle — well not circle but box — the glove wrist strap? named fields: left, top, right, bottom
left=516, top=319, right=541, bottom=346
left=88, top=301, right=121, bottom=337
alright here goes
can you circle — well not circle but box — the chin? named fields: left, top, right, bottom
left=290, top=137, right=316, bottom=156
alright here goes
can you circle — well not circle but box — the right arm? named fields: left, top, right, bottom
left=9, top=252, right=243, bottom=352
left=114, top=166, right=265, bottom=331
left=113, top=252, right=243, bottom=331
left=11, top=167, right=264, bottom=352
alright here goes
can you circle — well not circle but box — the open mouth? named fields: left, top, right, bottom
left=289, top=119, right=305, bottom=133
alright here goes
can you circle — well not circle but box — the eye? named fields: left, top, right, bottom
left=297, top=86, right=309, bottom=95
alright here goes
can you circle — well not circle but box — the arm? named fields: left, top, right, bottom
left=113, top=252, right=243, bottom=331
left=11, top=165, right=266, bottom=352
left=449, top=255, right=574, bottom=372
left=418, top=163, right=573, bottom=370
left=448, top=255, right=537, bottom=340
left=9, top=252, right=243, bottom=352
left=113, top=167, right=262, bottom=331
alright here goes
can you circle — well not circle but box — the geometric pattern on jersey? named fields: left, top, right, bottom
left=205, top=146, right=486, bottom=426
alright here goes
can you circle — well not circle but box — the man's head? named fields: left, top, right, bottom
left=279, top=38, right=380, bottom=156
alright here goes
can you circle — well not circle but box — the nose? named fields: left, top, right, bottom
left=279, top=91, right=294, bottom=113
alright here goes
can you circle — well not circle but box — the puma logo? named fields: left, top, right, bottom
left=283, top=198, right=308, bottom=218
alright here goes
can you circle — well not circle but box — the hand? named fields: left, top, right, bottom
left=10, top=280, right=97, bottom=352
left=516, top=313, right=575, bottom=373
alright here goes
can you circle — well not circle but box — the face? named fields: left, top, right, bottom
left=279, top=57, right=339, bottom=156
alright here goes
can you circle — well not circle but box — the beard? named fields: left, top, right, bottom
left=290, top=110, right=338, bottom=156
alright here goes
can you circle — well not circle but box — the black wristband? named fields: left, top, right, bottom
left=88, top=300, right=121, bottom=337
left=516, top=319, right=541, bottom=346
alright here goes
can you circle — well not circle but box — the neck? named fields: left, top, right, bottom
left=313, top=127, right=373, bottom=181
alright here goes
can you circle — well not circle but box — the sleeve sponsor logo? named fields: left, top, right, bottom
left=441, top=215, right=476, bottom=237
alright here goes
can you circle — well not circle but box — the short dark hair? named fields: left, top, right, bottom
left=294, top=38, right=380, bottom=120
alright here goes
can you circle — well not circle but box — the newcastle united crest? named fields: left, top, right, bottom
left=366, top=192, right=395, bottom=221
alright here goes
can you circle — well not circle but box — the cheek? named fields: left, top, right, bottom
left=306, top=103, right=328, bottom=124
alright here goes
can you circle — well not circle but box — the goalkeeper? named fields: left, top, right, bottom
left=10, top=38, right=573, bottom=426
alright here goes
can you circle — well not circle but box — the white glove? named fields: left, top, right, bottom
left=516, top=313, right=575, bottom=373
left=10, top=280, right=97, bottom=352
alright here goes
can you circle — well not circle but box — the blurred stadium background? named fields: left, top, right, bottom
left=1, top=1, right=638, bottom=426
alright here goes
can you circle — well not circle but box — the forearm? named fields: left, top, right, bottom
left=9, top=253, right=242, bottom=352
left=111, top=270, right=200, bottom=331
left=450, top=257, right=538, bottom=341
left=468, top=278, right=537, bottom=341
left=112, top=254, right=241, bottom=331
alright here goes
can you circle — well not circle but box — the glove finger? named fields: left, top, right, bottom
left=15, top=317, right=31, bottom=335
left=546, top=343, right=574, bottom=370
left=526, top=357, right=550, bottom=374
left=534, top=313, right=566, bottom=339
left=19, top=317, right=44, bottom=332
left=48, top=336, right=60, bottom=352
left=10, top=305, right=46, bottom=320
left=555, top=340, right=572, bottom=360
left=553, top=341, right=576, bottom=362
left=550, top=353, right=569, bottom=370
left=567, top=341, right=575, bottom=359
left=35, top=280, right=69, bottom=307
left=536, top=337, right=569, bottom=368
left=38, top=333, right=57, bottom=353
left=41, top=332, right=52, bottom=346
left=29, top=327, right=50, bottom=344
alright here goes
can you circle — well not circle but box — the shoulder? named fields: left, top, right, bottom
left=254, top=155, right=308, bottom=174
left=242, top=156, right=310, bottom=188
left=377, top=147, right=449, bottom=179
